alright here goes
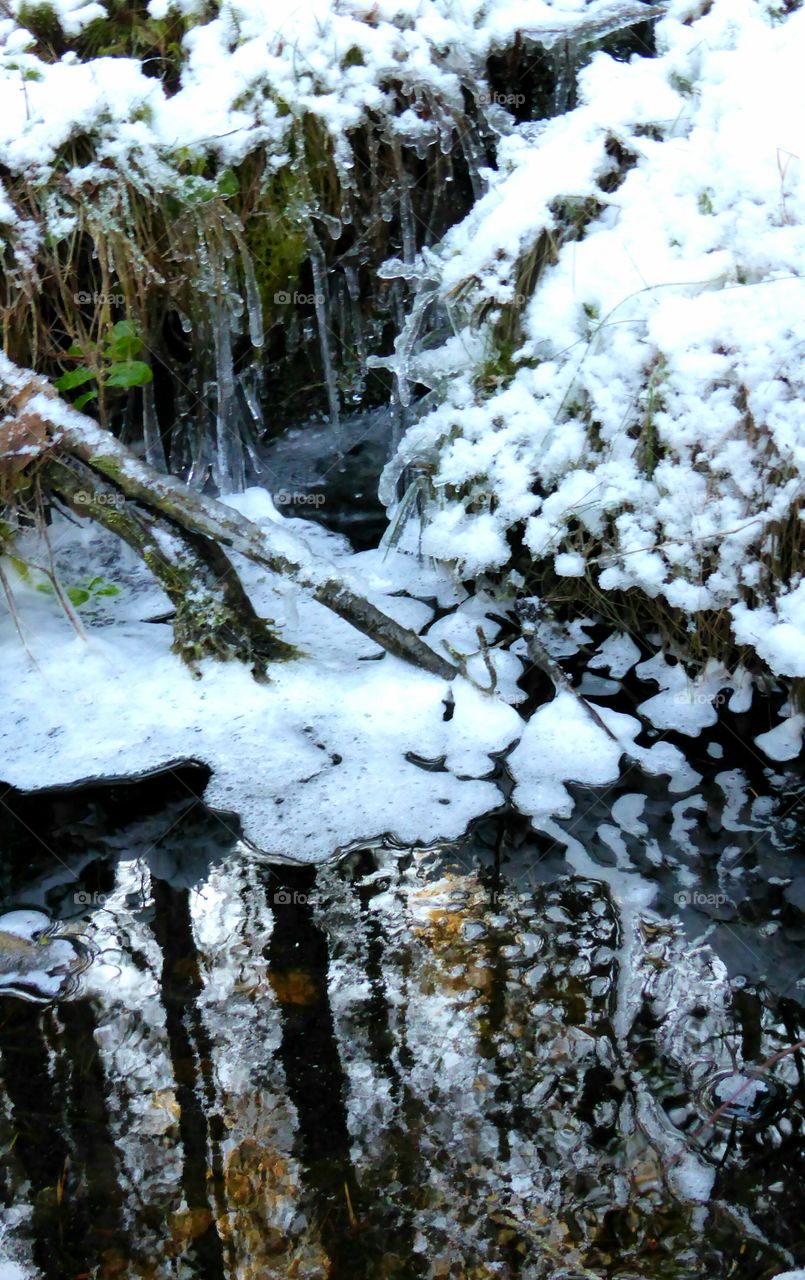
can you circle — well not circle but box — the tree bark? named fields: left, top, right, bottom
left=42, top=454, right=295, bottom=679
left=0, top=354, right=458, bottom=681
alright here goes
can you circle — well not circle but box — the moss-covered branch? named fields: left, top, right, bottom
left=0, top=355, right=458, bottom=680
left=41, top=453, right=295, bottom=679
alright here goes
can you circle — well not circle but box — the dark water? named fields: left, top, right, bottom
left=0, top=672, right=803, bottom=1280
left=257, top=406, right=390, bottom=550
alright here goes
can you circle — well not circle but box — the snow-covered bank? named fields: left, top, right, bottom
left=1, top=488, right=798, bottom=859
left=0, top=496, right=521, bottom=859
left=0, top=0, right=802, bottom=843
left=383, top=0, right=805, bottom=712
left=0, top=0, right=654, bottom=179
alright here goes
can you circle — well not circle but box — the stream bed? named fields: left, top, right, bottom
left=0, top=675, right=803, bottom=1279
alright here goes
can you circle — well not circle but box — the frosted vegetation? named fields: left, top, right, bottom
left=0, top=0, right=801, bottom=825
left=382, top=0, right=805, bottom=688
left=0, top=0, right=800, bottom=716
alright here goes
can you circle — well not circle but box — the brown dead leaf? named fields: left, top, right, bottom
left=0, top=412, right=50, bottom=475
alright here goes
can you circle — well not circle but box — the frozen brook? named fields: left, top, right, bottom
left=0, top=497, right=802, bottom=1278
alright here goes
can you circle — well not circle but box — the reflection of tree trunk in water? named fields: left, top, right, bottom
left=0, top=1002, right=70, bottom=1279
left=149, top=877, right=228, bottom=1279
left=0, top=999, right=127, bottom=1278
left=53, top=999, right=130, bottom=1270
left=263, top=866, right=359, bottom=1275
left=352, top=851, right=424, bottom=1273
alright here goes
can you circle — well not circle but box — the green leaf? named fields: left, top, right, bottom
left=66, top=587, right=90, bottom=608
left=8, top=556, right=31, bottom=583
left=66, top=343, right=86, bottom=357
left=104, top=338, right=142, bottom=361
left=73, top=389, right=98, bottom=411
left=95, top=585, right=120, bottom=597
left=36, top=582, right=54, bottom=595
left=108, top=320, right=137, bottom=340
left=103, top=320, right=143, bottom=361
left=104, top=360, right=153, bottom=388
left=217, top=168, right=239, bottom=197
left=54, top=366, right=95, bottom=391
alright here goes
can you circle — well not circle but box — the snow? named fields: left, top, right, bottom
left=381, top=0, right=805, bottom=700
left=0, top=1263, right=30, bottom=1280
left=731, top=582, right=805, bottom=678
left=756, top=713, right=805, bottom=764
left=0, top=0, right=801, bottom=859
left=635, top=654, right=732, bottom=736
left=589, top=632, right=642, bottom=678
left=668, top=1151, right=715, bottom=1204
left=0, top=0, right=649, bottom=186
left=508, top=688, right=692, bottom=824
left=0, top=509, right=520, bottom=861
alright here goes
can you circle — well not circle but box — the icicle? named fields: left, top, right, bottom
left=239, top=367, right=264, bottom=434
left=142, top=377, right=167, bottom=472
left=391, top=140, right=416, bottom=265
left=551, top=39, right=578, bottom=117
left=371, top=281, right=438, bottom=410
left=454, top=112, right=487, bottom=200
left=318, top=212, right=343, bottom=241
left=195, top=224, right=213, bottom=289
left=334, top=150, right=358, bottom=198
left=380, top=187, right=396, bottom=223
left=345, top=263, right=367, bottom=378
left=236, top=372, right=266, bottom=474
left=239, top=242, right=264, bottom=350
left=400, top=182, right=416, bottom=265
left=212, top=293, right=245, bottom=493
left=183, top=386, right=214, bottom=491
left=307, top=233, right=342, bottom=448
left=424, top=154, right=446, bottom=247
left=168, top=383, right=194, bottom=478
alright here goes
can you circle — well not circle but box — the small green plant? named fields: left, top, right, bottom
left=55, top=319, right=153, bottom=410
left=697, top=189, right=715, bottom=215
left=36, top=574, right=120, bottom=608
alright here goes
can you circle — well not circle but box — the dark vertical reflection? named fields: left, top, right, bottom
left=351, top=851, right=400, bottom=1088
left=262, top=865, right=359, bottom=1275
left=0, top=998, right=128, bottom=1279
left=350, top=850, right=423, bottom=1273
left=0, top=1002, right=71, bottom=1280
left=149, top=877, right=227, bottom=1279
left=52, top=999, right=129, bottom=1271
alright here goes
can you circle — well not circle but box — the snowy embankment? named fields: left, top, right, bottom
left=0, top=0, right=801, bottom=851
left=384, top=0, right=805, bottom=732
left=0, top=0, right=639, bottom=211
left=0, top=489, right=789, bottom=861
left=0, top=497, right=521, bottom=859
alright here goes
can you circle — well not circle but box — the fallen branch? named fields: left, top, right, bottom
left=42, top=454, right=294, bottom=678
left=515, top=598, right=642, bottom=767
left=0, top=354, right=458, bottom=681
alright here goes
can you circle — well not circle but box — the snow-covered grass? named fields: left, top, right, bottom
left=0, top=0, right=802, bottom=817
left=0, top=0, right=642, bottom=382
left=384, top=0, right=805, bottom=702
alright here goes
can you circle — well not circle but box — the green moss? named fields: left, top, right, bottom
left=244, top=169, right=309, bottom=316
left=16, top=2, right=63, bottom=52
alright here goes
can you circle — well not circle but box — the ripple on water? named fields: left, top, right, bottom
left=697, top=1068, right=789, bottom=1129
left=0, top=909, right=92, bottom=1002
